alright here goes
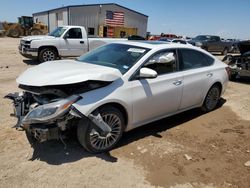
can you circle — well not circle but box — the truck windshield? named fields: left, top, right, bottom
left=194, top=35, right=211, bottom=41
left=77, top=43, right=150, bottom=74
left=49, top=27, right=66, bottom=37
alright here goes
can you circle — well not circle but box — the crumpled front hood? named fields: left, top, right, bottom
left=21, top=35, right=55, bottom=41
left=17, top=60, right=122, bottom=86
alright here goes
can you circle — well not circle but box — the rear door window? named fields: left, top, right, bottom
left=179, top=49, right=213, bottom=70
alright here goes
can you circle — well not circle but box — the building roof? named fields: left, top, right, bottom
left=33, top=3, right=148, bottom=17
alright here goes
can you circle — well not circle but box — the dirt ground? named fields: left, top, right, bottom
left=0, top=37, right=249, bottom=188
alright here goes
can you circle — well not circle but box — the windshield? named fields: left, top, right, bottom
left=49, top=27, right=66, bottom=37
left=194, top=35, right=211, bottom=41
left=77, top=43, right=150, bottom=74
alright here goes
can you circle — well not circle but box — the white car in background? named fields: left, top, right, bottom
left=6, top=41, right=229, bottom=153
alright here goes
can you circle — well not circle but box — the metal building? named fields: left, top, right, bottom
left=33, top=3, right=148, bottom=38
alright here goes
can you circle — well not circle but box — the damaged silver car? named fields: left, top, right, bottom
left=6, top=41, right=228, bottom=153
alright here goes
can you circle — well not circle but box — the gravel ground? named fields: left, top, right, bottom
left=0, top=37, right=249, bottom=188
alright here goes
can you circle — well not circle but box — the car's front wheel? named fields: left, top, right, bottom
left=77, top=106, right=125, bottom=153
left=202, top=85, right=221, bottom=112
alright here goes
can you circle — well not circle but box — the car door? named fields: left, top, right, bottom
left=130, top=50, right=183, bottom=126
left=60, top=28, right=87, bottom=56
left=178, top=49, right=215, bottom=110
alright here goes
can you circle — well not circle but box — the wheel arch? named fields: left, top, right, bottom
left=91, top=102, right=129, bottom=128
left=38, top=46, right=59, bottom=56
left=202, top=81, right=223, bottom=105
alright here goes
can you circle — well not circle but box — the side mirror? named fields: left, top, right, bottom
left=138, top=67, right=157, bottom=79
left=158, top=52, right=175, bottom=64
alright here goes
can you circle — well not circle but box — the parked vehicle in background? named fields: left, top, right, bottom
left=2, top=16, right=48, bottom=38
left=188, top=35, right=232, bottom=55
left=159, top=37, right=189, bottom=45
left=158, top=37, right=171, bottom=42
left=223, top=40, right=250, bottom=80
left=0, top=22, right=5, bottom=37
left=226, top=39, right=240, bottom=53
left=149, top=33, right=178, bottom=41
left=161, top=33, right=178, bottom=38
left=128, top=35, right=145, bottom=40
left=19, top=25, right=127, bottom=62
left=148, top=35, right=161, bottom=40
left=6, top=41, right=228, bottom=153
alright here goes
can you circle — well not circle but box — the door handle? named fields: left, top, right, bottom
left=80, top=41, right=84, bottom=44
left=173, top=80, right=182, bottom=86
left=207, top=73, right=213, bottom=77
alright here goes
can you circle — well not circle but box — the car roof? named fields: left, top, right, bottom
left=113, top=40, right=194, bottom=50
left=112, top=40, right=215, bottom=58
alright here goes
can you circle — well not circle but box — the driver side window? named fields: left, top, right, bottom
left=65, top=28, right=82, bottom=39
left=143, top=50, right=177, bottom=75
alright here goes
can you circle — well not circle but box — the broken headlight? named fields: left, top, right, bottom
left=22, top=95, right=81, bottom=124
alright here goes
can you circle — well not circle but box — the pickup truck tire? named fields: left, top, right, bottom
left=222, top=48, right=228, bottom=55
left=77, top=106, right=125, bottom=153
left=38, top=48, right=58, bottom=63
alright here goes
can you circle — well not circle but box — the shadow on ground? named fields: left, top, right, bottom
left=29, top=138, right=118, bottom=165
left=23, top=59, right=40, bottom=65
left=231, top=77, right=250, bottom=85
left=29, top=98, right=226, bottom=165
left=119, top=98, right=226, bottom=147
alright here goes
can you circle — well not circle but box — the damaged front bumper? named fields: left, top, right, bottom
left=5, top=92, right=82, bottom=141
left=5, top=92, right=27, bottom=129
left=5, top=92, right=112, bottom=143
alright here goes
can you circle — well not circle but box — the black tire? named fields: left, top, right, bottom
left=31, top=29, right=42, bottom=35
left=222, top=48, right=228, bottom=55
left=201, top=85, right=221, bottom=112
left=8, top=29, right=20, bottom=38
left=38, top=48, right=57, bottom=63
left=77, top=106, right=125, bottom=153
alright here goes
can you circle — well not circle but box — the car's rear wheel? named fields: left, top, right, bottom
left=202, top=85, right=221, bottom=112
left=77, top=106, right=125, bottom=153
left=38, top=48, right=57, bottom=62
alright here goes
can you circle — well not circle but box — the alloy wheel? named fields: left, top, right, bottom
left=89, top=113, right=122, bottom=150
left=42, top=50, right=55, bottom=62
left=205, top=87, right=220, bottom=111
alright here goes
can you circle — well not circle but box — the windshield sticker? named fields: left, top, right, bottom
left=127, top=48, right=146, bottom=53
left=123, top=65, right=129, bottom=69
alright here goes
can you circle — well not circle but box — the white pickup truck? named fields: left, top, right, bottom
left=19, top=25, right=127, bottom=62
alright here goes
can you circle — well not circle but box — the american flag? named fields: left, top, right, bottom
left=105, top=11, right=124, bottom=26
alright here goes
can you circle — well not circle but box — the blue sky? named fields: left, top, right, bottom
left=1, top=0, right=250, bottom=39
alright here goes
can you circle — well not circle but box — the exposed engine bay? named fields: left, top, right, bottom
left=223, top=40, right=250, bottom=80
